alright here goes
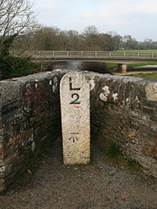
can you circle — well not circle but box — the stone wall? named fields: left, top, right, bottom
left=0, top=70, right=157, bottom=193
left=89, top=73, right=157, bottom=178
left=0, top=71, right=64, bottom=193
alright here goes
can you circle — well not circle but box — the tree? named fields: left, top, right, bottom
left=83, top=26, right=101, bottom=50
left=83, top=25, right=98, bottom=36
left=0, top=0, right=37, bottom=79
left=30, top=27, right=60, bottom=50
left=100, top=34, right=115, bottom=51
left=121, top=35, right=138, bottom=49
left=0, top=0, right=35, bottom=56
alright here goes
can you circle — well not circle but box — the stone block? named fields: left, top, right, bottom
left=60, top=72, right=90, bottom=165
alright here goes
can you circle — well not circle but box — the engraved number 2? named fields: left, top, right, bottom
left=70, top=93, right=80, bottom=104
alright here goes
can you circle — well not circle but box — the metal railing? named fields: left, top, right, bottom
left=21, top=50, right=157, bottom=59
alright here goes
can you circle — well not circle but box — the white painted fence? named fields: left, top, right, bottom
left=14, top=50, right=157, bottom=59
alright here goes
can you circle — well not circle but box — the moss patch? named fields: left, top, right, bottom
left=106, top=142, right=122, bottom=159
left=99, top=139, right=142, bottom=173
left=127, top=159, right=141, bottom=171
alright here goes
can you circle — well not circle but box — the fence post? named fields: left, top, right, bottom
left=152, top=52, right=154, bottom=58
left=66, top=51, right=69, bottom=57
left=138, top=51, right=140, bottom=57
left=109, top=51, right=112, bottom=57
left=124, top=51, right=126, bottom=57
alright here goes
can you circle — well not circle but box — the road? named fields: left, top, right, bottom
left=0, top=139, right=157, bottom=209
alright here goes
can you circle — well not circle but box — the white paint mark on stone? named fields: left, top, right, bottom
left=35, top=79, right=39, bottom=88
left=102, top=86, right=110, bottom=98
left=52, top=86, right=55, bottom=92
left=49, top=80, right=52, bottom=86
left=99, top=85, right=110, bottom=102
left=52, top=76, right=58, bottom=93
left=89, top=79, right=95, bottom=91
left=145, top=83, right=157, bottom=101
left=135, top=96, right=140, bottom=103
left=53, top=77, right=58, bottom=83
left=99, top=93, right=108, bottom=102
left=126, top=98, right=130, bottom=103
left=0, top=166, right=5, bottom=173
left=60, top=72, right=90, bottom=165
left=31, top=141, right=36, bottom=152
left=26, top=83, right=31, bottom=88
left=102, top=85, right=110, bottom=95
left=29, top=133, right=34, bottom=142
left=112, top=93, right=118, bottom=101
left=55, top=69, right=62, bottom=72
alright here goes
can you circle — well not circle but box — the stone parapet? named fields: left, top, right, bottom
left=0, top=70, right=64, bottom=193
left=0, top=70, right=157, bottom=193
left=89, top=73, right=157, bottom=177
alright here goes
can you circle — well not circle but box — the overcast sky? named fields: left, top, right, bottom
left=33, top=0, right=157, bottom=41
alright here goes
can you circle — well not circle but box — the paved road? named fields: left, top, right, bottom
left=0, top=139, right=157, bottom=209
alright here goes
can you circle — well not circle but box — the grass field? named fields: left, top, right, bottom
left=127, top=73, right=157, bottom=81
left=110, top=49, right=157, bottom=58
left=117, top=49, right=157, bottom=52
left=106, top=62, right=157, bottom=72
left=106, top=49, right=157, bottom=70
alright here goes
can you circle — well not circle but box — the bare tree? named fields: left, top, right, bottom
left=0, top=0, right=35, bottom=56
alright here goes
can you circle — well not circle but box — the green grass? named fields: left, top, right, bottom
left=106, top=63, right=118, bottom=70
left=111, top=49, right=157, bottom=58
left=127, top=159, right=141, bottom=171
left=128, top=73, right=157, bottom=81
left=117, top=49, right=157, bottom=52
left=127, top=62, right=157, bottom=68
left=106, top=142, right=122, bottom=159
left=102, top=141, right=142, bottom=172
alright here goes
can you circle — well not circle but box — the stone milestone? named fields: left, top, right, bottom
left=60, top=72, right=90, bottom=165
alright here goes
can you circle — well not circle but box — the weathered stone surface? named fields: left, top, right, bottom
left=145, top=82, right=157, bottom=101
left=60, top=72, right=90, bottom=165
left=0, top=71, right=64, bottom=193
left=89, top=74, right=157, bottom=178
left=1, top=70, right=157, bottom=193
left=0, top=178, right=5, bottom=194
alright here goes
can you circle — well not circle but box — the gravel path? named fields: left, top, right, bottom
left=0, top=139, right=157, bottom=209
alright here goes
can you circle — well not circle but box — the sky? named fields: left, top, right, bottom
left=33, top=0, right=157, bottom=41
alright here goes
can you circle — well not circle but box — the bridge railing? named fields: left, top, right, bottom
left=20, top=50, right=157, bottom=59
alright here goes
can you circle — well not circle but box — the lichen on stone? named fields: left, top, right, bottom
left=145, top=83, right=157, bottom=101
left=89, top=79, right=95, bottom=91
left=112, top=93, right=118, bottom=101
left=99, top=93, right=108, bottom=102
left=99, top=85, right=110, bottom=102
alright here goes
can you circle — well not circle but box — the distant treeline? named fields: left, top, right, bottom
left=12, top=25, right=157, bottom=51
